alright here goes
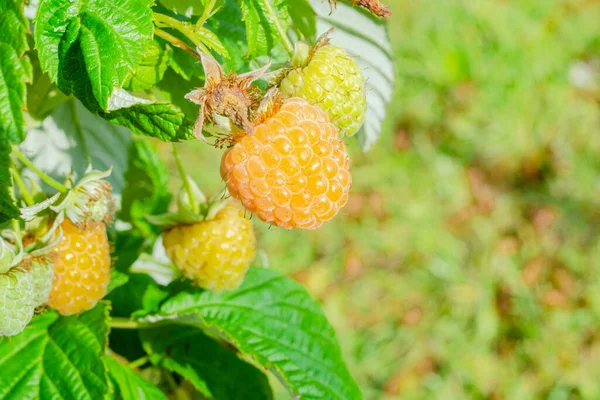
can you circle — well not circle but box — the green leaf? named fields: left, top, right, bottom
left=0, top=0, right=29, bottom=56
left=141, top=325, right=273, bottom=400
left=125, top=41, right=172, bottom=92
left=34, top=0, right=154, bottom=111
left=238, top=0, right=290, bottom=57
left=0, top=304, right=111, bottom=400
left=288, top=0, right=317, bottom=40
left=206, top=1, right=249, bottom=71
left=310, top=0, right=394, bottom=150
left=0, top=143, right=18, bottom=223
left=19, top=100, right=131, bottom=194
left=120, top=138, right=172, bottom=236
left=142, top=268, right=362, bottom=400
left=101, top=102, right=194, bottom=142
left=105, top=355, right=168, bottom=400
left=158, top=0, right=206, bottom=16
left=0, top=43, right=27, bottom=144
left=0, top=0, right=29, bottom=146
left=107, top=269, right=130, bottom=295
left=108, top=273, right=169, bottom=318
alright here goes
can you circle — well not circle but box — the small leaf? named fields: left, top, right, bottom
left=107, top=269, right=130, bottom=295
left=238, top=0, right=290, bottom=57
left=141, top=325, right=273, bottom=400
left=105, top=355, right=167, bottom=400
left=35, top=0, right=154, bottom=111
left=120, top=138, right=172, bottom=237
left=311, top=0, right=394, bottom=150
left=101, top=103, right=195, bottom=142
left=0, top=304, right=111, bottom=400
left=142, top=268, right=362, bottom=400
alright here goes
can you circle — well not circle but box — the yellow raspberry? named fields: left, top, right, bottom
left=279, top=44, right=367, bottom=137
left=47, top=219, right=111, bottom=316
left=162, top=201, right=256, bottom=292
left=221, top=97, right=351, bottom=230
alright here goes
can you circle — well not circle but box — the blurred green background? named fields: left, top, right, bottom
left=167, top=0, right=600, bottom=398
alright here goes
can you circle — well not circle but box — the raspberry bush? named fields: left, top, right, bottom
left=0, top=0, right=392, bottom=398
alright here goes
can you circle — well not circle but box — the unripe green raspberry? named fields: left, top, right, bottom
left=0, top=268, right=36, bottom=337
left=27, top=257, right=54, bottom=307
left=279, top=43, right=367, bottom=137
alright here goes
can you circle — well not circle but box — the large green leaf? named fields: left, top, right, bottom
left=19, top=100, right=131, bottom=194
left=0, top=304, right=111, bottom=400
left=0, top=43, right=27, bottom=145
left=238, top=0, right=290, bottom=57
left=141, top=325, right=273, bottom=400
left=119, top=138, right=172, bottom=237
left=0, top=0, right=30, bottom=145
left=34, top=0, right=154, bottom=111
left=105, top=355, right=167, bottom=400
left=142, top=268, right=362, bottom=400
left=310, top=0, right=394, bottom=150
left=0, top=0, right=29, bottom=56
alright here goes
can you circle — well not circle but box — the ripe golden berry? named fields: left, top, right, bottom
left=48, top=219, right=111, bottom=316
left=221, top=97, right=351, bottom=229
left=279, top=45, right=367, bottom=137
left=162, top=201, right=255, bottom=291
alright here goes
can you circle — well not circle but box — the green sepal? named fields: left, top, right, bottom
left=0, top=230, right=23, bottom=273
left=147, top=178, right=230, bottom=228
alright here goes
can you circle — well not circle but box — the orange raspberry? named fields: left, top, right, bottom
left=47, top=219, right=111, bottom=315
left=220, top=97, right=351, bottom=229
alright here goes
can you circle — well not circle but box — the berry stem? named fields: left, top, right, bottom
left=153, top=13, right=211, bottom=55
left=109, top=317, right=162, bottom=330
left=128, top=356, right=149, bottom=370
left=10, top=167, right=34, bottom=206
left=172, top=143, right=200, bottom=214
left=259, top=0, right=294, bottom=56
left=154, top=28, right=201, bottom=61
left=11, top=147, right=68, bottom=194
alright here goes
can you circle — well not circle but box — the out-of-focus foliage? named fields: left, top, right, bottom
left=170, top=0, right=600, bottom=398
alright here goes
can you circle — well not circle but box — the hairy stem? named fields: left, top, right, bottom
left=154, top=13, right=210, bottom=54
left=109, top=317, right=160, bottom=330
left=128, top=356, right=150, bottom=370
left=154, top=28, right=201, bottom=61
left=12, top=147, right=68, bottom=193
left=10, top=167, right=34, bottom=206
left=172, top=143, right=200, bottom=214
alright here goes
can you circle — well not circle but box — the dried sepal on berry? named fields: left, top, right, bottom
left=185, top=51, right=271, bottom=141
left=328, top=0, right=391, bottom=18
